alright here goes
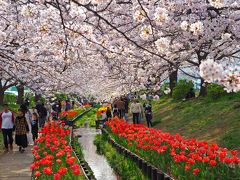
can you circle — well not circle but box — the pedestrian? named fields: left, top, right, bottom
left=36, top=103, right=48, bottom=128
left=144, top=101, right=153, bottom=127
left=31, top=112, right=39, bottom=143
left=116, top=98, right=125, bottom=119
left=65, top=100, right=71, bottom=111
left=184, top=88, right=195, bottom=100
left=112, top=104, right=119, bottom=117
left=35, top=100, right=42, bottom=113
left=138, top=101, right=144, bottom=123
left=106, top=107, right=112, bottom=119
left=15, top=108, right=29, bottom=153
left=123, top=96, right=129, bottom=121
left=24, top=97, right=30, bottom=107
left=25, top=108, right=33, bottom=145
left=0, top=104, right=14, bottom=152
left=72, top=101, right=75, bottom=109
left=61, top=100, right=64, bottom=112
left=130, top=99, right=142, bottom=124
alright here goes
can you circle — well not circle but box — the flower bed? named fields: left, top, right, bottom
left=60, top=110, right=78, bottom=120
left=106, top=118, right=240, bottom=179
left=30, top=121, right=85, bottom=180
left=96, top=106, right=111, bottom=120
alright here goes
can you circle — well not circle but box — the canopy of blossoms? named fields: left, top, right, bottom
left=0, top=0, right=240, bottom=99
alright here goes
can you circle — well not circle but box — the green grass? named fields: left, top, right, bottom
left=94, top=134, right=148, bottom=180
left=75, top=109, right=97, bottom=127
left=151, top=94, right=240, bottom=149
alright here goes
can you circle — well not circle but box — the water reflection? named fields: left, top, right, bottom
left=74, top=128, right=117, bottom=180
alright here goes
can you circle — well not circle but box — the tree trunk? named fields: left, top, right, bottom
left=17, top=84, right=24, bottom=105
left=199, top=78, right=207, bottom=97
left=169, top=69, right=178, bottom=96
left=0, top=88, right=4, bottom=106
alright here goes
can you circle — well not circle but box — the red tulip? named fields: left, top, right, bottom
left=185, top=165, right=190, bottom=171
left=56, top=159, right=62, bottom=164
left=193, top=168, right=200, bottom=175
left=34, top=171, right=41, bottom=177
left=58, top=167, right=68, bottom=175
left=43, top=167, right=52, bottom=175
left=54, top=173, right=61, bottom=180
left=209, top=160, right=217, bottom=166
left=203, top=156, right=210, bottom=163
left=73, top=168, right=81, bottom=175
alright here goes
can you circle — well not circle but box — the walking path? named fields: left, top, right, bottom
left=0, top=145, right=33, bottom=180
left=74, top=128, right=118, bottom=180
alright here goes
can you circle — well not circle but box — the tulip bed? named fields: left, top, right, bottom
left=60, top=107, right=90, bottom=121
left=30, top=121, right=85, bottom=180
left=106, top=118, right=240, bottom=180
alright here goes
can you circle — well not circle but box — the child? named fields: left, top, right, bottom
left=15, top=109, right=29, bottom=153
left=31, top=113, right=39, bottom=143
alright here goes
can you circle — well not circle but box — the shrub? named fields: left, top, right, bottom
left=207, top=84, right=227, bottom=99
left=172, top=80, right=194, bottom=100
left=3, top=94, right=17, bottom=104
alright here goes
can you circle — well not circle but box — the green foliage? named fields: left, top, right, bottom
left=94, top=134, right=148, bottom=180
left=219, top=128, right=240, bottom=150
left=172, top=80, right=194, bottom=100
left=75, top=109, right=97, bottom=127
left=93, top=103, right=101, bottom=108
left=207, top=84, right=227, bottom=99
left=55, top=93, right=68, bottom=101
left=3, top=94, right=17, bottom=104
left=151, top=95, right=240, bottom=149
left=160, top=82, right=170, bottom=92
left=28, top=95, right=36, bottom=108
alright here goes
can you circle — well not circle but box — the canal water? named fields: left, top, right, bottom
left=74, top=128, right=118, bottom=180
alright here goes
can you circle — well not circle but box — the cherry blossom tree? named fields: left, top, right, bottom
left=1, top=0, right=240, bottom=101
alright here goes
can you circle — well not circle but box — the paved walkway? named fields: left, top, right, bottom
left=0, top=145, right=33, bottom=180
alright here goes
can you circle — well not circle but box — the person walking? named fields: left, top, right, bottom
left=24, top=97, right=30, bottom=107
left=36, top=103, right=48, bottom=128
left=123, top=96, right=129, bottom=121
left=65, top=100, right=71, bottom=111
left=112, top=104, right=119, bottom=117
left=116, top=98, right=125, bottom=119
left=72, top=101, right=75, bottom=109
left=137, top=100, right=144, bottom=123
left=144, top=101, right=153, bottom=127
left=15, top=109, right=29, bottom=153
left=106, top=107, right=112, bottom=120
left=57, top=100, right=62, bottom=118
left=31, top=112, right=39, bottom=143
left=25, top=108, right=33, bottom=145
left=130, top=99, right=142, bottom=124
left=0, top=104, right=14, bottom=152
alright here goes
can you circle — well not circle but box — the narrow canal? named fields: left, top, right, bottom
left=74, top=128, right=118, bottom=180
